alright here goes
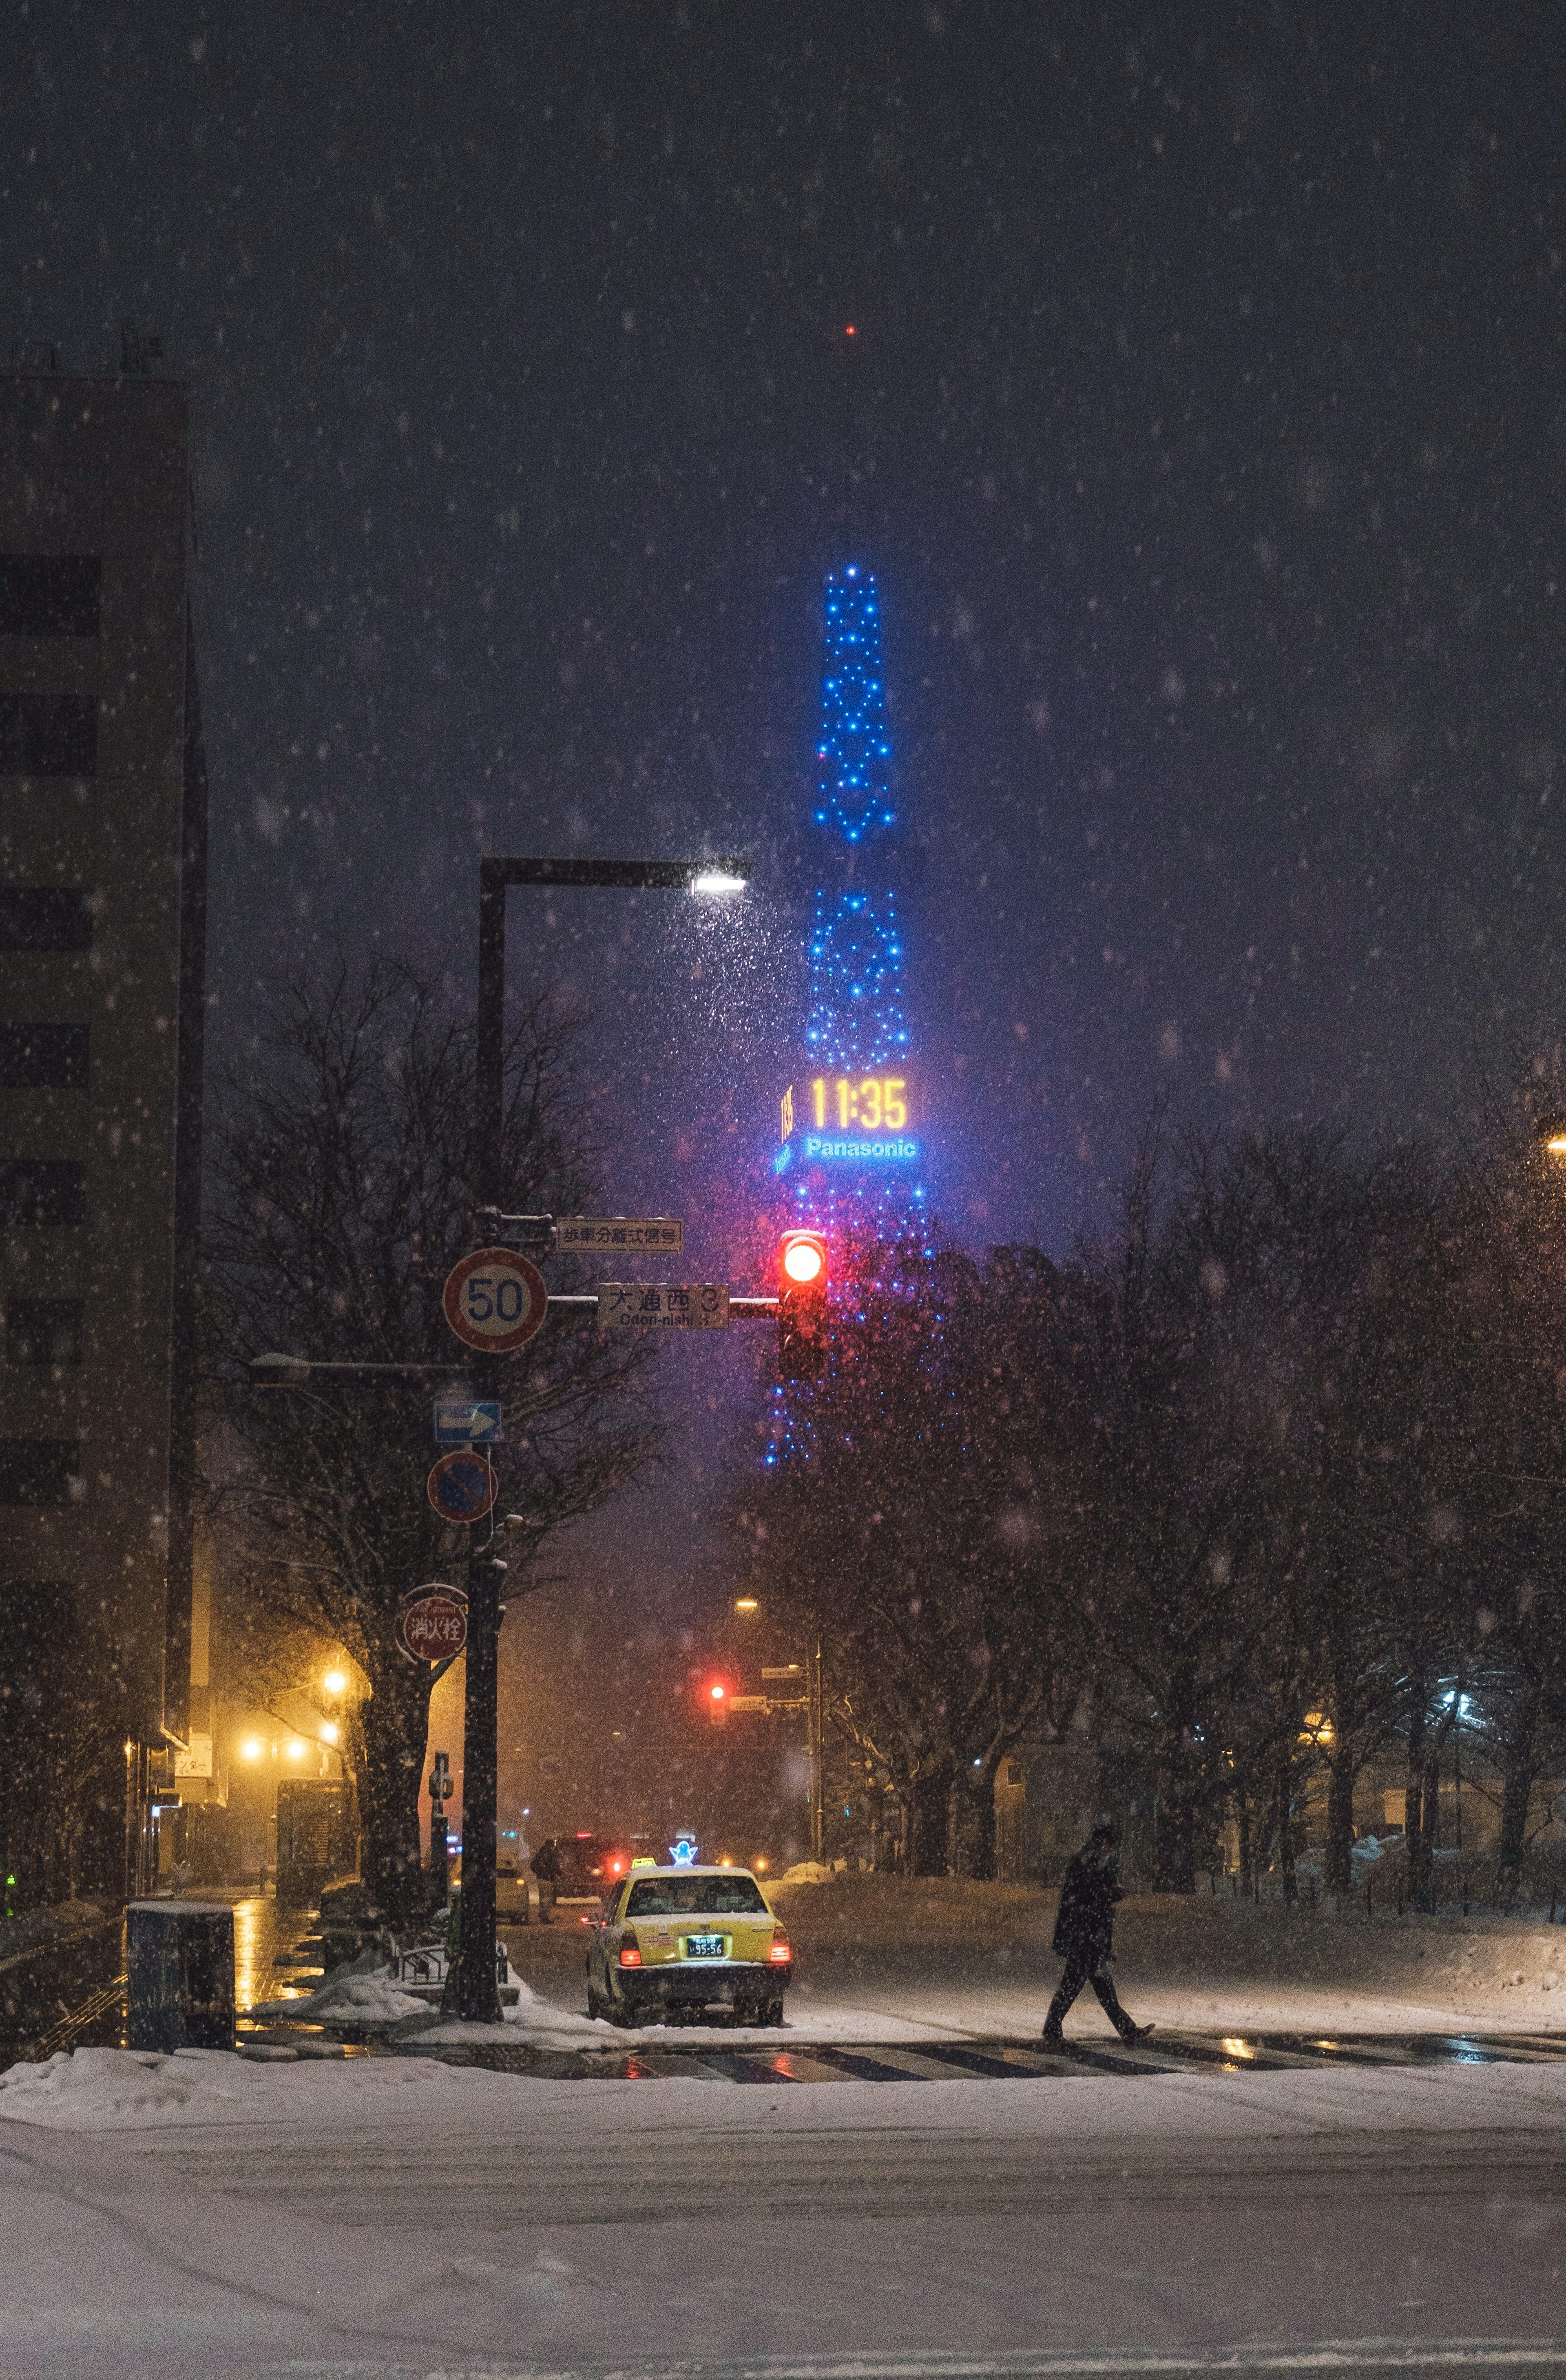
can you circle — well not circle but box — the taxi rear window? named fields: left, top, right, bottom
left=626, top=1876, right=768, bottom=1917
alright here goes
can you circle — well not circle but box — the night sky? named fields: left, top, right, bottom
left=7, top=5, right=1564, bottom=1820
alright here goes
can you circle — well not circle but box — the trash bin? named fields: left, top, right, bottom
left=126, top=1902, right=236, bottom=2051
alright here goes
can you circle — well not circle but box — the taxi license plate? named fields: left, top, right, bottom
left=683, top=1933, right=725, bottom=1958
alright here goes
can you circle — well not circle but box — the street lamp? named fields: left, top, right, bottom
left=450, top=851, right=749, bottom=2024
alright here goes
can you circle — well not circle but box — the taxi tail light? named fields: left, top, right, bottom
left=618, top=1940, right=643, bottom=1968
left=768, top=1928, right=792, bottom=1964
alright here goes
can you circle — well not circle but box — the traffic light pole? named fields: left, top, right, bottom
left=448, top=852, right=747, bottom=2024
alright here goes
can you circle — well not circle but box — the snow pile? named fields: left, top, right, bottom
left=409, top=1964, right=611, bottom=2046
left=267, top=1967, right=427, bottom=2022
left=0, top=2047, right=261, bottom=2124
left=0, top=2042, right=518, bottom=2129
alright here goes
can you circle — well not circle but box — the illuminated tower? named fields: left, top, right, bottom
left=776, top=567, right=924, bottom=1237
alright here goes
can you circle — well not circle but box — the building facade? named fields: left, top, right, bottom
left=0, top=370, right=208, bottom=1906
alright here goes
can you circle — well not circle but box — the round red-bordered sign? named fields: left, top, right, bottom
left=442, top=1245, right=549, bottom=1353
left=395, top=1586, right=469, bottom=1663
left=427, top=1449, right=499, bottom=1523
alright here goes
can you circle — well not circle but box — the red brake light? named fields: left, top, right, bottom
left=619, top=1940, right=642, bottom=1968
left=769, top=1928, right=792, bottom=1964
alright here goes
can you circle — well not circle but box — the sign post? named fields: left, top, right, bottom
left=434, top=1400, right=502, bottom=1446
left=595, top=1282, right=731, bottom=1330
left=557, top=1215, right=684, bottom=1255
left=427, top=1749, right=454, bottom=1905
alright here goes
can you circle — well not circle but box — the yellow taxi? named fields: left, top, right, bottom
left=585, top=1862, right=792, bottom=2027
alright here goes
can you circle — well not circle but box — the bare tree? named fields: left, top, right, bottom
left=205, top=953, right=659, bottom=1929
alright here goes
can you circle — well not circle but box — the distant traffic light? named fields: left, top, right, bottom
left=706, top=1680, right=729, bottom=1727
left=778, top=1229, right=829, bottom=1380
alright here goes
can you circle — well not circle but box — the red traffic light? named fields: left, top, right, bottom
left=777, top=1231, right=829, bottom=1382
left=779, top=1230, right=827, bottom=1287
left=704, top=1677, right=730, bottom=1726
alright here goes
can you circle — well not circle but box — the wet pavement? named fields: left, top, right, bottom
left=0, top=1891, right=324, bottom=2063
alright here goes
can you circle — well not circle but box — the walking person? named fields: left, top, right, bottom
left=1042, top=1816, right=1153, bottom=2047
left=531, top=1835, right=562, bottom=1926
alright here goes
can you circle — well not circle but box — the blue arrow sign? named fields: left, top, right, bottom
left=434, top=1400, right=502, bottom=1445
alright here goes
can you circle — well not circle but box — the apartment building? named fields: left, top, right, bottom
left=0, top=370, right=207, bottom=1904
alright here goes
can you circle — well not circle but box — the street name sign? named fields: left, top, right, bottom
left=558, top=1215, right=684, bottom=1254
left=442, top=1246, right=548, bottom=1353
left=596, top=1282, right=730, bottom=1330
left=427, top=1449, right=499, bottom=1523
left=434, top=1399, right=502, bottom=1445
left=396, top=1586, right=469, bottom=1664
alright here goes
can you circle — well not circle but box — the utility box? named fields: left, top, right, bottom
left=125, top=1902, right=235, bottom=2052
left=275, top=1780, right=356, bottom=1903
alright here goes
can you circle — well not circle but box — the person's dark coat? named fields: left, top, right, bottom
left=1051, top=1847, right=1123, bottom=1965
left=531, top=1838, right=562, bottom=1883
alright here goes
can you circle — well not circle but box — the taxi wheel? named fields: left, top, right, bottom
left=761, top=1997, right=785, bottom=2027
left=586, top=1982, right=608, bottom=2021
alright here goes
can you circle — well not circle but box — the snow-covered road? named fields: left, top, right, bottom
left=4, top=2056, right=1566, bottom=2377
left=7, top=1879, right=1566, bottom=2376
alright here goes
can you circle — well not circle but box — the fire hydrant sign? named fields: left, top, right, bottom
left=442, top=1246, right=548, bottom=1353
left=558, top=1215, right=684, bottom=1254
left=597, top=1282, right=730, bottom=1330
left=396, top=1585, right=469, bottom=1664
left=427, top=1449, right=499, bottom=1523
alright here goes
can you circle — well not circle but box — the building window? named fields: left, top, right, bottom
left=0, top=1024, right=89, bottom=1089
left=5, top=1299, right=83, bottom=1366
left=0, top=1438, right=82, bottom=1507
left=0, top=556, right=101, bottom=637
left=0, top=694, right=97, bottom=777
left=0, top=889, right=93, bottom=953
left=0, top=1160, right=86, bottom=1226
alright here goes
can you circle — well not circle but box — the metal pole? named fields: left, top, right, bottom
left=449, top=873, right=508, bottom=2022
left=811, top=1640, right=824, bottom=1863
left=448, top=852, right=747, bottom=2023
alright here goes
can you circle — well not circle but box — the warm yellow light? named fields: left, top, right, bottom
left=734, top=1598, right=759, bottom=1613
left=323, top=1669, right=347, bottom=1696
left=285, top=1739, right=306, bottom=1760
left=320, top=1722, right=338, bottom=1745
left=1548, top=1136, right=1566, bottom=1157
left=240, top=1738, right=263, bottom=1762
left=754, top=1856, right=768, bottom=1871
left=1300, top=1709, right=1335, bottom=1745
left=718, top=1855, right=732, bottom=1866
left=124, top=1739, right=135, bottom=1759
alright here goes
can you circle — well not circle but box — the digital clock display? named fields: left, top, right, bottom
left=777, top=1076, right=919, bottom=1165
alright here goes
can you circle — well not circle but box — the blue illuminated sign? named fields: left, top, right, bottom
left=801, top=1135, right=918, bottom=1163
left=669, top=1838, right=698, bottom=1867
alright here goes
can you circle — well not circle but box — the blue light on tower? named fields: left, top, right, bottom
left=782, top=567, right=925, bottom=1234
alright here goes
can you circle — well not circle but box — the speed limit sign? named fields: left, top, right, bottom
left=442, top=1245, right=549, bottom=1353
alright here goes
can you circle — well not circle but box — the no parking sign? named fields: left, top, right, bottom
left=427, top=1448, right=499, bottom=1524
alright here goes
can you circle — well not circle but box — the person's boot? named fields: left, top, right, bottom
left=1118, top=2021, right=1155, bottom=2041
left=1041, top=2022, right=1065, bottom=2047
